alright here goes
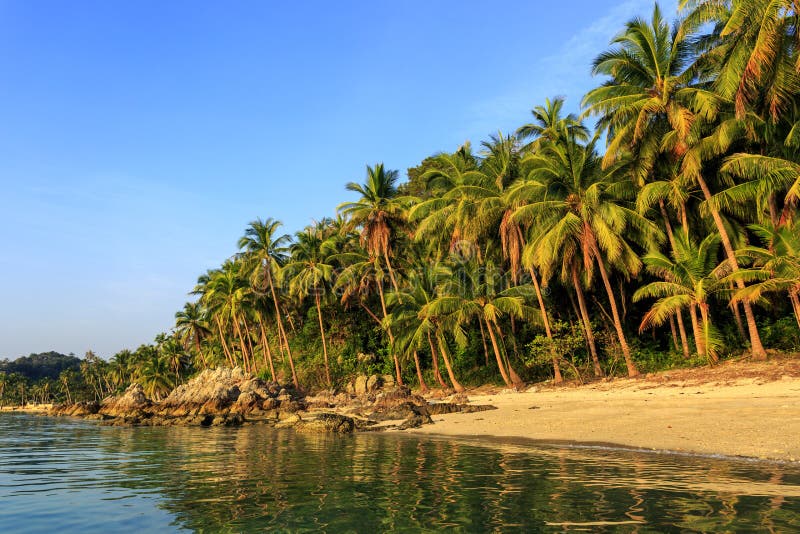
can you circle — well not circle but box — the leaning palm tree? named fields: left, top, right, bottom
left=634, top=230, right=725, bottom=362
left=238, top=218, right=299, bottom=388
left=512, top=132, right=661, bottom=377
left=285, top=228, right=335, bottom=386
left=429, top=261, right=530, bottom=390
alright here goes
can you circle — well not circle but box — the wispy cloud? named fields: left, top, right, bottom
left=461, top=0, right=679, bottom=138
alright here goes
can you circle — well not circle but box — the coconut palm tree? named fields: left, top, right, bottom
left=634, top=229, right=725, bottom=362
left=339, top=163, right=406, bottom=293
left=238, top=218, right=299, bottom=387
left=727, top=220, right=800, bottom=328
left=175, top=301, right=210, bottom=368
left=285, top=227, right=335, bottom=386
left=513, top=132, right=661, bottom=377
left=428, top=260, right=530, bottom=389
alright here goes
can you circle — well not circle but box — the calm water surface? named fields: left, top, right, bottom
left=1, top=413, right=799, bottom=532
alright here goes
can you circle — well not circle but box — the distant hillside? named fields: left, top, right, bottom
left=0, top=351, right=82, bottom=381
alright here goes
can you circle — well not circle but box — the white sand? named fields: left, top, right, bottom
left=408, top=375, right=800, bottom=461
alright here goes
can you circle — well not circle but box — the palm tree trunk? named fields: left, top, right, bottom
left=215, top=315, right=234, bottom=367
left=698, top=303, right=718, bottom=364
left=412, top=351, right=429, bottom=393
left=572, top=267, right=603, bottom=377
left=485, top=318, right=513, bottom=388
left=315, top=293, right=331, bottom=386
left=730, top=292, right=747, bottom=340
left=530, top=268, right=562, bottom=383
left=689, top=303, right=705, bottom=358
left=241, top=313, right=257, bottom=373
left=257, top=312, right=277, bottom=382
left=696, top=174, right=767, bottom=360
left=668, top=314, right=680, bottom=352
left=233, top=313, right=250, bottom=373
left=436, top=331, right=465, bottom=393
left=493, top=320, right=525, bottom=389
left=268, top=274, right=298, bottom=388
left=377, top=281, right=404, bottom=386
left=478, top=318, right=490, bottom=366
left=676, top=311, right=691, bottom=359
left=427, top=331, right=449, bottom=389
left=660, top=204, right=691, bottom=359
left=590, top=237, right=639, bottom=377
left=193, top=334, right=207, bottom=369
left=791, top=293, right=800, bottom=330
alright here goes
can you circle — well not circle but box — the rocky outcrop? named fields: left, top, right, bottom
left=48, top=367, right=495, bottom=433
left=100, top=384, right=151, bottom=417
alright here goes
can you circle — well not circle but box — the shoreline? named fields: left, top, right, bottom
left=402, top=364, right=800, bottom=462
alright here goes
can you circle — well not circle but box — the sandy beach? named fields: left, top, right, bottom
left=409, top=358, right=800, bottom=462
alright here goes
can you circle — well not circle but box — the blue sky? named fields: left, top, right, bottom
left=0, top=0, right=678, bottom=359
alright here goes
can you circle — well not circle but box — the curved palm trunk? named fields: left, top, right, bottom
left=689, top=303, right=706, bottom=358
left=268, top=273, right=298, bottom=388
left=697, top=174, right=767, bottom=360
left=315, top=293, right=331, bottom=386
left=232, top=313, right=251, bottom=373
left=435, top=331, right=465, bottom=393
left=590, top=238, right=639, bottom=377
left=484, top=317, right=513, bottom=388
left=241, top=313, right=256, bottom=373
left=412, top=351, right=429, bottom=393
left=427, top=331, right=449, bottom=389
left=478, top=319, right=490, bottom=367
left=215, top=315, right=234, bottom=367
left=257, top=312, right=277, bottom=382
left=572, top=268, right=603, bottom=377
left=530, top=268, right=562, bottom=383
left=493, top=320, right=525, bottom=389
left=377, top=281, right=404, bottom=386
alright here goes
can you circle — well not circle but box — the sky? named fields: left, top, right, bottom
left=0, top=0, right=679, bottom=359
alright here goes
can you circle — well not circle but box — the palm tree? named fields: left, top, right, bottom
left=583, top=4, right=698, bottom=177
left=429, top=261, right=530, bottom=389
left=238, top=218, right=299, bottom=388
left=137, top=347, right=172, bottom=401
left=513, top=132, right=660, bottom=377
left=175, top=301, right=210, bottom=368
left=517, top=97, right=589, bottom=152
left=727, top=221, right=800, bottom=328
left=634, top=230, right=725, bottom=362
left=338, top=165, right=407, bottom=384
left=285, top=227, right=335, bottom=386
left=339, top=163, right=406, bottom=292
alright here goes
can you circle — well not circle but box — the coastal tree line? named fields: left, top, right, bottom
left=3, top=1, right=800, bottom=405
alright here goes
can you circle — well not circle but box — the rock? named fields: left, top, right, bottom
left=381, top=374, right=395, bottom=388
left=296, top=413, right=355, bottom=434
left=448, top=392, right=469, bottom=404
left=100, top=384, right=151, bottom=417
left=354, top=375, right=368, bottom=396
left=398, top=413, right=433, bottom=430
left=275, top=413, right=302, bottom=428
left=366, top=375, right=382, bottom=393
left=345, top=381, right=355, bottom=395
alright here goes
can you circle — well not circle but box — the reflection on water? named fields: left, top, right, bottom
left=1, top=414, right=799, bottom=532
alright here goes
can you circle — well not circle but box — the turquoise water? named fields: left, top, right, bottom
left=1, top=414, right=799, bottom=532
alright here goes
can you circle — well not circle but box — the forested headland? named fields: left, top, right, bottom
left=3, top=1, right=800, bottom=406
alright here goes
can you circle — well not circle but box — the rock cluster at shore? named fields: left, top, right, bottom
left=48, top=368, right=495, bottom=434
